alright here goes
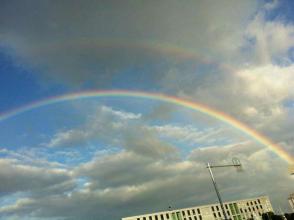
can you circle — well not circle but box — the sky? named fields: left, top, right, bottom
left=0, top=0, right=294, bottom=219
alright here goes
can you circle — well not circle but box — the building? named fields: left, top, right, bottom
left=122, top=196, right=273, bottom=220
left=289, top=193, right=294, bottom=211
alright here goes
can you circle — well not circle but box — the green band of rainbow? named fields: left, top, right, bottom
left=0, top=90, right=293, bottom=164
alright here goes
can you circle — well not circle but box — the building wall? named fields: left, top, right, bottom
left=122, top=196, right=273, bottom=220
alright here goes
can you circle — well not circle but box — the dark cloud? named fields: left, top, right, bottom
left=0, top=0, right=258, bottom=86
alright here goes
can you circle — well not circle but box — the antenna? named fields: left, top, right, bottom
left=289, top=164, right=294, bottom=175
left=232, top=157, right=243, bottom=172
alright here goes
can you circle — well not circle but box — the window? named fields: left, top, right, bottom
left=182, top=211, right=186, bottom=216
left=250, top=202, right=253, bottom=205
left=192, top=209, right=196, bottom=215
left=160, top=214, right=164, bottom=220
left=257, top=199, right=261, bottom=204
left=199, top=215, right=202, bottom=220
left=189, top=217, right=192, bottom=220
left=212, top=206, right=215, bottom=211
left=187, top=210, right=190, bottom=215
left=137, top=218, right=140, bottom=220
left=143, top=217, right=146, bottom=220
left=213, top=213, right=217, bottom=218
left=166, top=213, right=169, bottom=219
left=197, top=209, right=201, bottom=214
left=227, top=211, right=230, bottom=216
left=216, top=206, right=219, bottom=211
left=225, top=204, right=228, bottom=209
left=149, top=216, right=152, bottom=220
left=260, top=205, right=263, bottom=209
left=194, top=216, right=197, bottom=220
left=155, top=215, right=158, bottom=220
left=240, top=208, right=243, bottom=213
left=218, top=212, right=221, bottom=217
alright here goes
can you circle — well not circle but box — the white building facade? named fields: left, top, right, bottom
left=289, top=193, right=294, bottom=211
left=122, top=196, right=273, bottom=220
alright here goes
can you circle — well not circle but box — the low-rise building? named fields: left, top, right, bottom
left=122, top=196, right=273, bottom=220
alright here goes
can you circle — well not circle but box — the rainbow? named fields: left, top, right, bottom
left=37, top=38, right=236, bottom=73
left=0, top=90, right=293, bottom=164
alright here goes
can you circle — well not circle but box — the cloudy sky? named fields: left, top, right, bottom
left=0, top=0, right=294, bottom=219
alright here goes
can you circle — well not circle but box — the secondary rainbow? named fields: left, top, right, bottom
left=0, top=90, right=293, bottom=164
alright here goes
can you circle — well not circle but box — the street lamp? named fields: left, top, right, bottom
left=206, top=158, right=242, bottom=220
left=289, top=164, right=294, bottom=175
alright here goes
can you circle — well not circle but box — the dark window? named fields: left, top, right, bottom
left=212, top=206, right=215, bottom=211
left=246, top=202, right=249, bottom=206
left=253, top=207, right=255, bottom=211
left=182, top=211, right=186, bottom=216
left=149, top=217, right=152, bottom=220
left=160, top=214, right=164, bottom=220
left=248, top=208, right=251, bottom=211
left=199, top=216, right=202, bottom=220
left=257, top=199, right=261, bottom=204
left=250, top=202, right=253, bottom=205
left=216, top=206, right=219, bottom=211
left=155, top=216, right=158, bottom=220
left=254, top=201, right=257, bottom=204
left=188, top=210, right=190, bottom=215
left=137, top=218, right=140, bottom=220
left=194, top=216, right=197, bottom=220
left=240, top=208, right=243, bottom=213
left=192, top=209, right=196, bottom=215
left=225, top=204, right=228, bottom=209
left=143, top=218, right=146, bottom=220
left=189, top=217, right=192, bottom=220
left=197, top=209, right=201, bottom=214
left=213, top=213, right=217, bottom=218
left=166, top=213, right=169, bottom=219
left=227, top=211, right=230, bottom=216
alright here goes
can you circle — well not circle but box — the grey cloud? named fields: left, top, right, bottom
left=122, top=126, right=178, bottom=158
left=1, top=141, right=293, bottom=219
left=0, top=159, right=72, bottom=197
left=0, top=0, right=258, bottom=86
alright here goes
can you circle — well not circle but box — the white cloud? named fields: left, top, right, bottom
left=46, top=105, right=141, bottom=147
left=245, top=10, right=294, bottom=64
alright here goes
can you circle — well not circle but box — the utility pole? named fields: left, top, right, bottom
left=206, top=158, right=242, bottom=220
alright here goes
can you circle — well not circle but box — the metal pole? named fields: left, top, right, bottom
left=207, top=163, right=229, bottom=220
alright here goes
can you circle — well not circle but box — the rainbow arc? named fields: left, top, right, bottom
left=0, top=90, right=293, bottom=164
